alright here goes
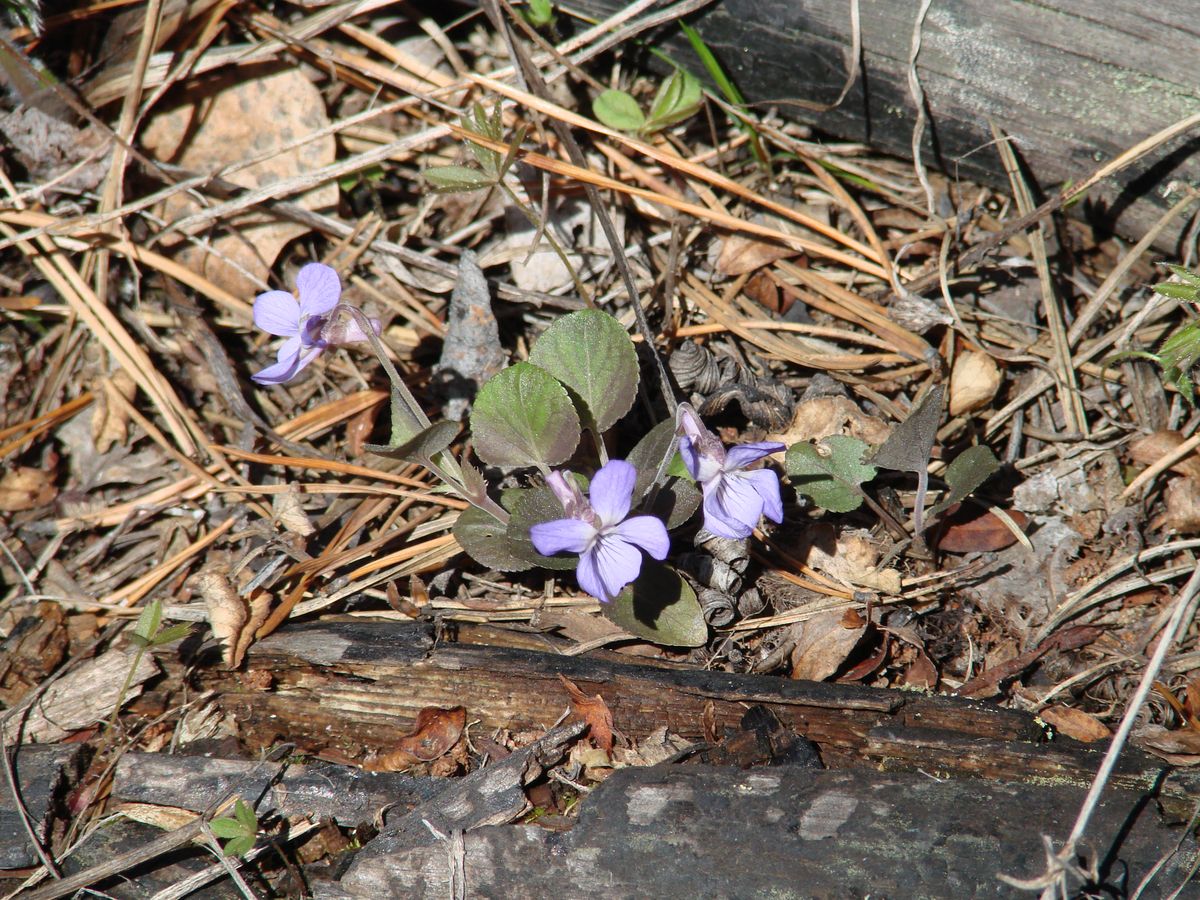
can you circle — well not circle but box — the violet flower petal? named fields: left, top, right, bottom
left=295, top=263, right=341, bottom=317
left=677, top=436, right=702, bottom=480
left=251, top=335, right=303, bottom=384
left=530, top=518, right=595, bottom=556
left=588, top=460, right=636, bottom=526
left=253, top=291, right=301, bottom=336
left=289, top=344, right=325, bottom=379
left=703, top=473, right=767, bottom=539
left=724, top=441, right=785, bottom=470
left=743, top=468, right=783, bottom=523
left=613, top=515, right=670, bottom=560
left=579, top=534, right=642, bottom=601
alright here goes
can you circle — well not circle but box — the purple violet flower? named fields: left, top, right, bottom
left=251, top=263, right=376, bottom=384
left=677, top=405, right=784, bottom=539
left=529, top=460, right=670, bottom=602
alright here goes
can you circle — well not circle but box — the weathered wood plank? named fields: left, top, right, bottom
left=570, top=0, right=1200, bottom=250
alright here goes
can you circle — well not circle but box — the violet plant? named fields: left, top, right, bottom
left=246, top=264, right=1002, bottom=644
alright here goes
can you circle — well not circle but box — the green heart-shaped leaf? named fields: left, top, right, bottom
left=929, top=445, right=1000, bottom=518
left=529, top=309, right=639, bottom=433
left=470, top=362, right=581, bottom=468
left=604, top=562, right=706, bottom=647
left=785, top=435, right=877, bottom=513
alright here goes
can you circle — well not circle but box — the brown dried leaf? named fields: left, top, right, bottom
left=141, top=69, right=337, bottom=296
left=716, top=233, right=798, bottom=276
left=1129, top=431, right=1200, bottom=481
left=346, top=402, right=380, bottom=458
left=559, top=675, right=614, bottom=752
left=799, top=525, right=902, bottom=594
left=194, top=569, right=246, bottom=669
left=272, top=488, right=314, bottom=537
left=1161, top=477, right=1200, bottom=533
left=903, top=651, right=938, bottom=690
left=770, top=395, right=892, bottom=447
left=92, top=371, right=137, bottom=454
left=0, top=466, right=56, bottom=512
left=1137, top=724, right=1200, bottom=765
left=743, top=269, right=781, bottom=312
left=366, top=706, right=467, bottom=771
left=1039, top=706, right=1111, bottom=743
left=936, top=505, right=1028, bottom=553
left=949, top=351, right=1002, bottom=416
left=790, top=610, right=866, bottom=682
left=1186, top=677, right=1200, bottom=722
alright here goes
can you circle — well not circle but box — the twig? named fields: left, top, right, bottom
left=1002, top=565, right=1200, bottom=897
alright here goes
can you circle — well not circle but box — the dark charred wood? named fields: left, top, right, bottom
left=322, top=764, right=1199, bottom=899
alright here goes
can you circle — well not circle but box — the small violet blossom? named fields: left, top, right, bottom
left=677, top=405, right=784, bottom=540
left=529, top=460, right=669, bottom=603
left=251, top=262, right=377, bottom=384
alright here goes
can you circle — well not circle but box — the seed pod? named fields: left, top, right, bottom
left=669, top=340, right=723, bottom=394
left=698, top=588, right=736, bottom=627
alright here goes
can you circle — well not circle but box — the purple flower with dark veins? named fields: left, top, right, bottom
left=677, top=404, right=784, bottom=539
left=251, top=263, right=376, bottom=384
left=529, top=460, right=669, bottom=602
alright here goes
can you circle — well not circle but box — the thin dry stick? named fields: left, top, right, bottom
left=1004, top=564, right=1200, bottom=898
left=92, top=0, right=163, bottom=301
left=940, top=109, right=1200, bottom=287
left=992, top=122, right=1087, bottom=436
left=906, top=0, right=936, bottom=215
left=1067, top=191, right=1200, bottom=347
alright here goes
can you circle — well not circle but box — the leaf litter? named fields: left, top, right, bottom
left=0, top=0, right=1199, bottom=894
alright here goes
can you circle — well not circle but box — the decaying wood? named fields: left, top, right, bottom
left=192, top=621, right=1188, bottom=814
left=321, top=765, right=1199, bottom=899
left=0, top=745, right=82, bottom=869
left=112, top=752, right=445, bottom=824
left=573, top=0, right=1200, bottom=252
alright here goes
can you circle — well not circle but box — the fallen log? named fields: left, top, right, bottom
left=571, top=0, right=1200, bottom=251
left=322, top=764, right=1199, bottom=899
left=191, top=620, right=1190, bottom=816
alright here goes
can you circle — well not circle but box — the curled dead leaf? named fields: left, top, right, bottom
left=93, top=371, right=137, bottom=454
left=1129, top=431, right=1200, bottom=481
left=1038, top=706, right=1111, bottom=743
left=272, top=488, right=315, bottom=537
left=949, top=351, right=1002, bottom=416
left=0, top=466, right=57, bottom=512
left=194, top=569, right=245, bottom=669
left=770, top=395, right=892, bottom=446
left=364, top=706, right=467, bottom=772
left=559, top=674, right=614, bottom=753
